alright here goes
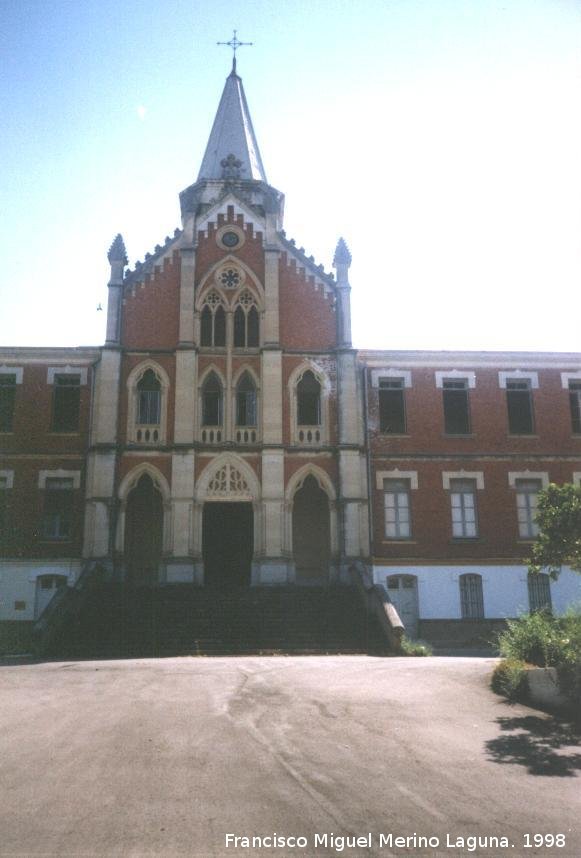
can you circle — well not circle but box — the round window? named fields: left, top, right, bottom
left=221, top=231, right=240, bottom=248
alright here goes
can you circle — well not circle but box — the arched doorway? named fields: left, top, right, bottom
left=125, top=474, right=163, bottom=586
left=292, top=475, right=330, bottom=583
left=203, top=502, right=253, bottom=588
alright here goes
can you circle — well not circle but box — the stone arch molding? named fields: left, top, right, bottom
left=116, top=463, right=172, bottom=555
left=285, top=463, right=337, bottom=505
left=287, top=361, right=332, bottom=446
left=195, top=453, right=261, bottom=503
left=196, top=255, right=263, bottom=309
left=126, top=360, right=171, bottom=445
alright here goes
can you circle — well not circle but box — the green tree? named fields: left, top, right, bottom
left=529, top=483, right=581, bottom=578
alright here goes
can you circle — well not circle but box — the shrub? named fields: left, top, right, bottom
left=497, top=611, right=579, bottom=668
left=400, top=637, right=432, bottom=657
left=491, top=658, right=528, bottom=701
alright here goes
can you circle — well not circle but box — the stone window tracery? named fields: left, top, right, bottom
left=127, top=362, right=169, bottom=445
left=200, top=293, right=226, bottom=347
left=207, top=463, right=249, bottom=498
left=233, top=292, right=259, bottom=348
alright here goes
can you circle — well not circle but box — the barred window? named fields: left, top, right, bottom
left=528, top=572, right=552, bottom=614
left=459, top=573, right=484, bottom=619
left=384, top=479, right=411, bottom=539
left=449, top=479, right=478, bottom=538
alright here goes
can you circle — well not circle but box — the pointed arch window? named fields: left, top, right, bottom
left=236, top=372, right=257, bottom=427
left=202, top=372, right=223, bottom=426
left=137, top=369, right=161, bottom=425
left=297, top=370, right=321, bottom=426
left=200, top=294, right=226, bottom=347
left=233, top=292, right=260, bottom=348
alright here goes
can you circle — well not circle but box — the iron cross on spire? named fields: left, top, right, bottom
left=217, top=30, right=253, bottom=74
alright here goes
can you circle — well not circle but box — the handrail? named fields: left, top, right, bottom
left=349, top=563, right=404, bottom=653
left=33, top=561, right=107, bottom=655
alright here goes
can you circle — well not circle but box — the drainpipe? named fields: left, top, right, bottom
left=362, top=365, right=374, bottom=581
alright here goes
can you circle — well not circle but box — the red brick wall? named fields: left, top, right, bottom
left=196, top=209, right=265, bottom=287
left=279, top=254, right=337, bottom=350
left=121, top=251, right=180, bottom=349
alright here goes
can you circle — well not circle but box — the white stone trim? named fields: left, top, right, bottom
left=197, top=194, right=263, bottom=237
left=0, top=469, right=14, bottom=489
left=0, top=366, right=23, bottom=384
left=376, top=469, right=418, bottom=490
left=435, top=370, right=476, bottom=389
left=288, top=360, right=331, bottom=446
left=47, top=366, right=88, bottom=385
left=561, top=371, right=581, bottom=389
left=498, top=370, right=539, bottom=389
left=370, top=369, right=412, bottom=389
left=508, top=471, right=549, bottom=489
left=126, top=360, right=170, bottom=445
left=442, top=471, right=484, bottom=490
left=572, top=473, right=581, bottom=487
left=38, top=469, right=81, bottom=490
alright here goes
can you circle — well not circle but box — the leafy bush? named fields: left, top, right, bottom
left=491, top=658, right=528, bottom=701
left=497, top=610, right=580, bottom=668
left=400, top=637, right=432, bottom=657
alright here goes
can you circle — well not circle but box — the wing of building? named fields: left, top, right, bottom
left=1, top=64, right=580, bottom=655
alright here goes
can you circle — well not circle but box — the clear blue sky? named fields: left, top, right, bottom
left=2, top=0, right=581, bottom=352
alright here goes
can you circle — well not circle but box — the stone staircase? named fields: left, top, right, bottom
left=50, top=584, right=390, bottom=658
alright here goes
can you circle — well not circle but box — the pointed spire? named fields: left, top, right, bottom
left=107, top=233, right=127, bottom=265
left=197, top=69, right=267, bottom=182
left=333, top=237, right=352, bottom=268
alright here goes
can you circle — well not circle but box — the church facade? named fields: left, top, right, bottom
left=1, top=65, right=580, bottom=644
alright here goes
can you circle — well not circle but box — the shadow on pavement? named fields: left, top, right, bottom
left=486, top=713, right=581, bottom=777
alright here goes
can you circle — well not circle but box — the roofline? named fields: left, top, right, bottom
left=359, top=349, right=581, bottom=367
left=0, top=346, right=101, bottom=361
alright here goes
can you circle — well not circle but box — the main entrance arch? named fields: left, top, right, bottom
left=195, top=456, right=261, bottom=588
left=125, top=474, right=163, bottom=586
left=290, top=471, right=333, bottom=584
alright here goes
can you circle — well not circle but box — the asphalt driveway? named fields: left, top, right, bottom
left=0, top=655, right=579, bottom=857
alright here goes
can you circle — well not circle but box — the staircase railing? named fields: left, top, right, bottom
left=349, top=563, right=405, bottom=653
left=33, top=561, right=108, bottom=656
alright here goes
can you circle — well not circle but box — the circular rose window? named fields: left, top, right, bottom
left=221, top=231, right=240, bottom=248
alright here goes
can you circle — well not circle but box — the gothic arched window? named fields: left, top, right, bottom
left=202, top=372, right=223, bottom=426
left=137, top=369, right=161, bottom=425
left=233, top=292, right=260, bottom=348
left=297, top=370, right=321, bottom=425
left=236, top=372, right=257, bottom=427
left=200, top=294, right=226, bottom=347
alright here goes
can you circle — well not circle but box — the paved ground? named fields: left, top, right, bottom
left=0, top=655, right=580, bottom=858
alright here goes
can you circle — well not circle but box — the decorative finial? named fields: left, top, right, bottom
left=217, top=29, right=253, bottom=74
left=333, top=237, right=352, bottom=267
left=107, top=233, right=127, bottom=265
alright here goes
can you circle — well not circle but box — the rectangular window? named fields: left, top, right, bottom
left=569, top=381, right=581, bottom=435
left=0, top=374, right=17, bottom=432
left=443, top=379, right=470, bottom=434
left=506, top=379, right=534, bottom=434
left=379, top=379, right=406, bottom=433
left=515, top=479, right=541, bottom=539
left=52, top=375, right=81, bottom=432
left=383, top=479, right=411, bottom=539
left=528, top=572, right=552, bottom=613
left=449, top=479, right=478, bottom=538
left=43, top=477, right=74, bottom=540
left=460, top=574, right=484, bottom=619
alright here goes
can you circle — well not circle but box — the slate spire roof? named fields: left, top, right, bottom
left=197, top=67, right=267, bottom=183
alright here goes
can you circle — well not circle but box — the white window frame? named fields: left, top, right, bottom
left=0, top=366, right=23, bottom=384
left=0, top=469, right=15, bottom=489
left=370, top=369, right=412, bottom=389
left=449, top=479, right=479, bottom=538
left=435, top=370, right=476, bottom=389
left=498, top=370, right=539, bottom=389
left=47, top=366, right=88, bottom=385
left=383, top=478, right=412, bottom=540
left=513, top=477, right=544, bottom=540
